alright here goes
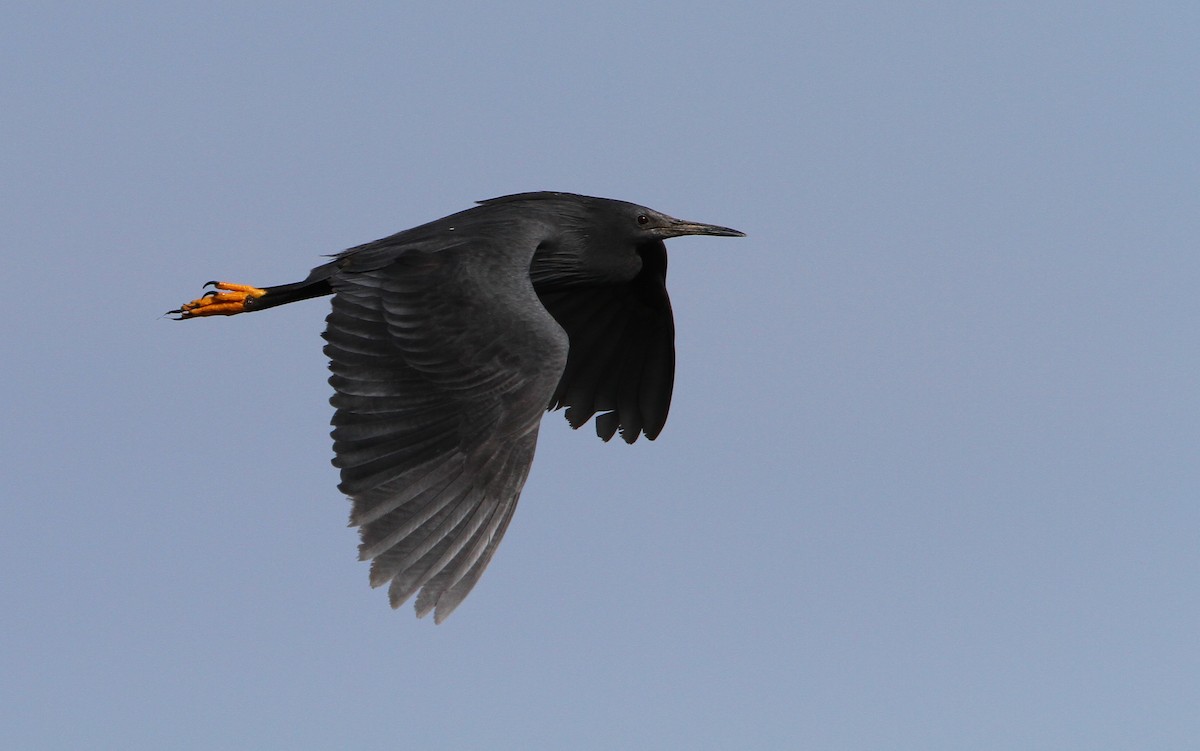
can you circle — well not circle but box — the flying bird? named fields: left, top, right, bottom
left=171, top=192, right=744, bottom=622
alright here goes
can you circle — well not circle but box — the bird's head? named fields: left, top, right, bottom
left=586, top=199, right=744, bottom=244
left=627, top=206, right=746, bottom=241
left=572, top=197, right=745, bottom=282
left=483, top=192, right=745, bottom=286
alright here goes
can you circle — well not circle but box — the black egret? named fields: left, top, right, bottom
left=171, top=192, right=744, bottom=622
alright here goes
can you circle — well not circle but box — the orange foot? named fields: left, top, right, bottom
left=169, top=281, right=267, bottom=319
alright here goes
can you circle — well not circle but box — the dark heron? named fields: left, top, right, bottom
left=171, top=191, right=744, bottom=622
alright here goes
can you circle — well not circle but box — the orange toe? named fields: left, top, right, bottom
left=173, top=281, right=267, bottom=318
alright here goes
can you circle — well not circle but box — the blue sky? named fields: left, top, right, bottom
left=3, top=3, right=1197, bottom=749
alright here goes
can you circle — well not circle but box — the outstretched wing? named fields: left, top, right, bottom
left=538, top=240, right=675, bottom=443
left=322, top=243, right=568, bottom=623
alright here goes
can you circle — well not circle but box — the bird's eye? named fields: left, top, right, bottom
left=636, top=214, right=650, bottom=226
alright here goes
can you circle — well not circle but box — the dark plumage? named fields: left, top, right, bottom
left=172, top=192, right=743, bottom=622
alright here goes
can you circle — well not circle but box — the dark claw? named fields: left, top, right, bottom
left=202, top=290, right=218, bottom=298
left=203, top=280, right=219, bottom=289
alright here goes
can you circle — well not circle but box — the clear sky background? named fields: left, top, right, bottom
left=2, top=3, right=1197, bottom=749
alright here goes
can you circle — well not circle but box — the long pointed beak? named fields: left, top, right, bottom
left=661, top=218, right=746, bottom=238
